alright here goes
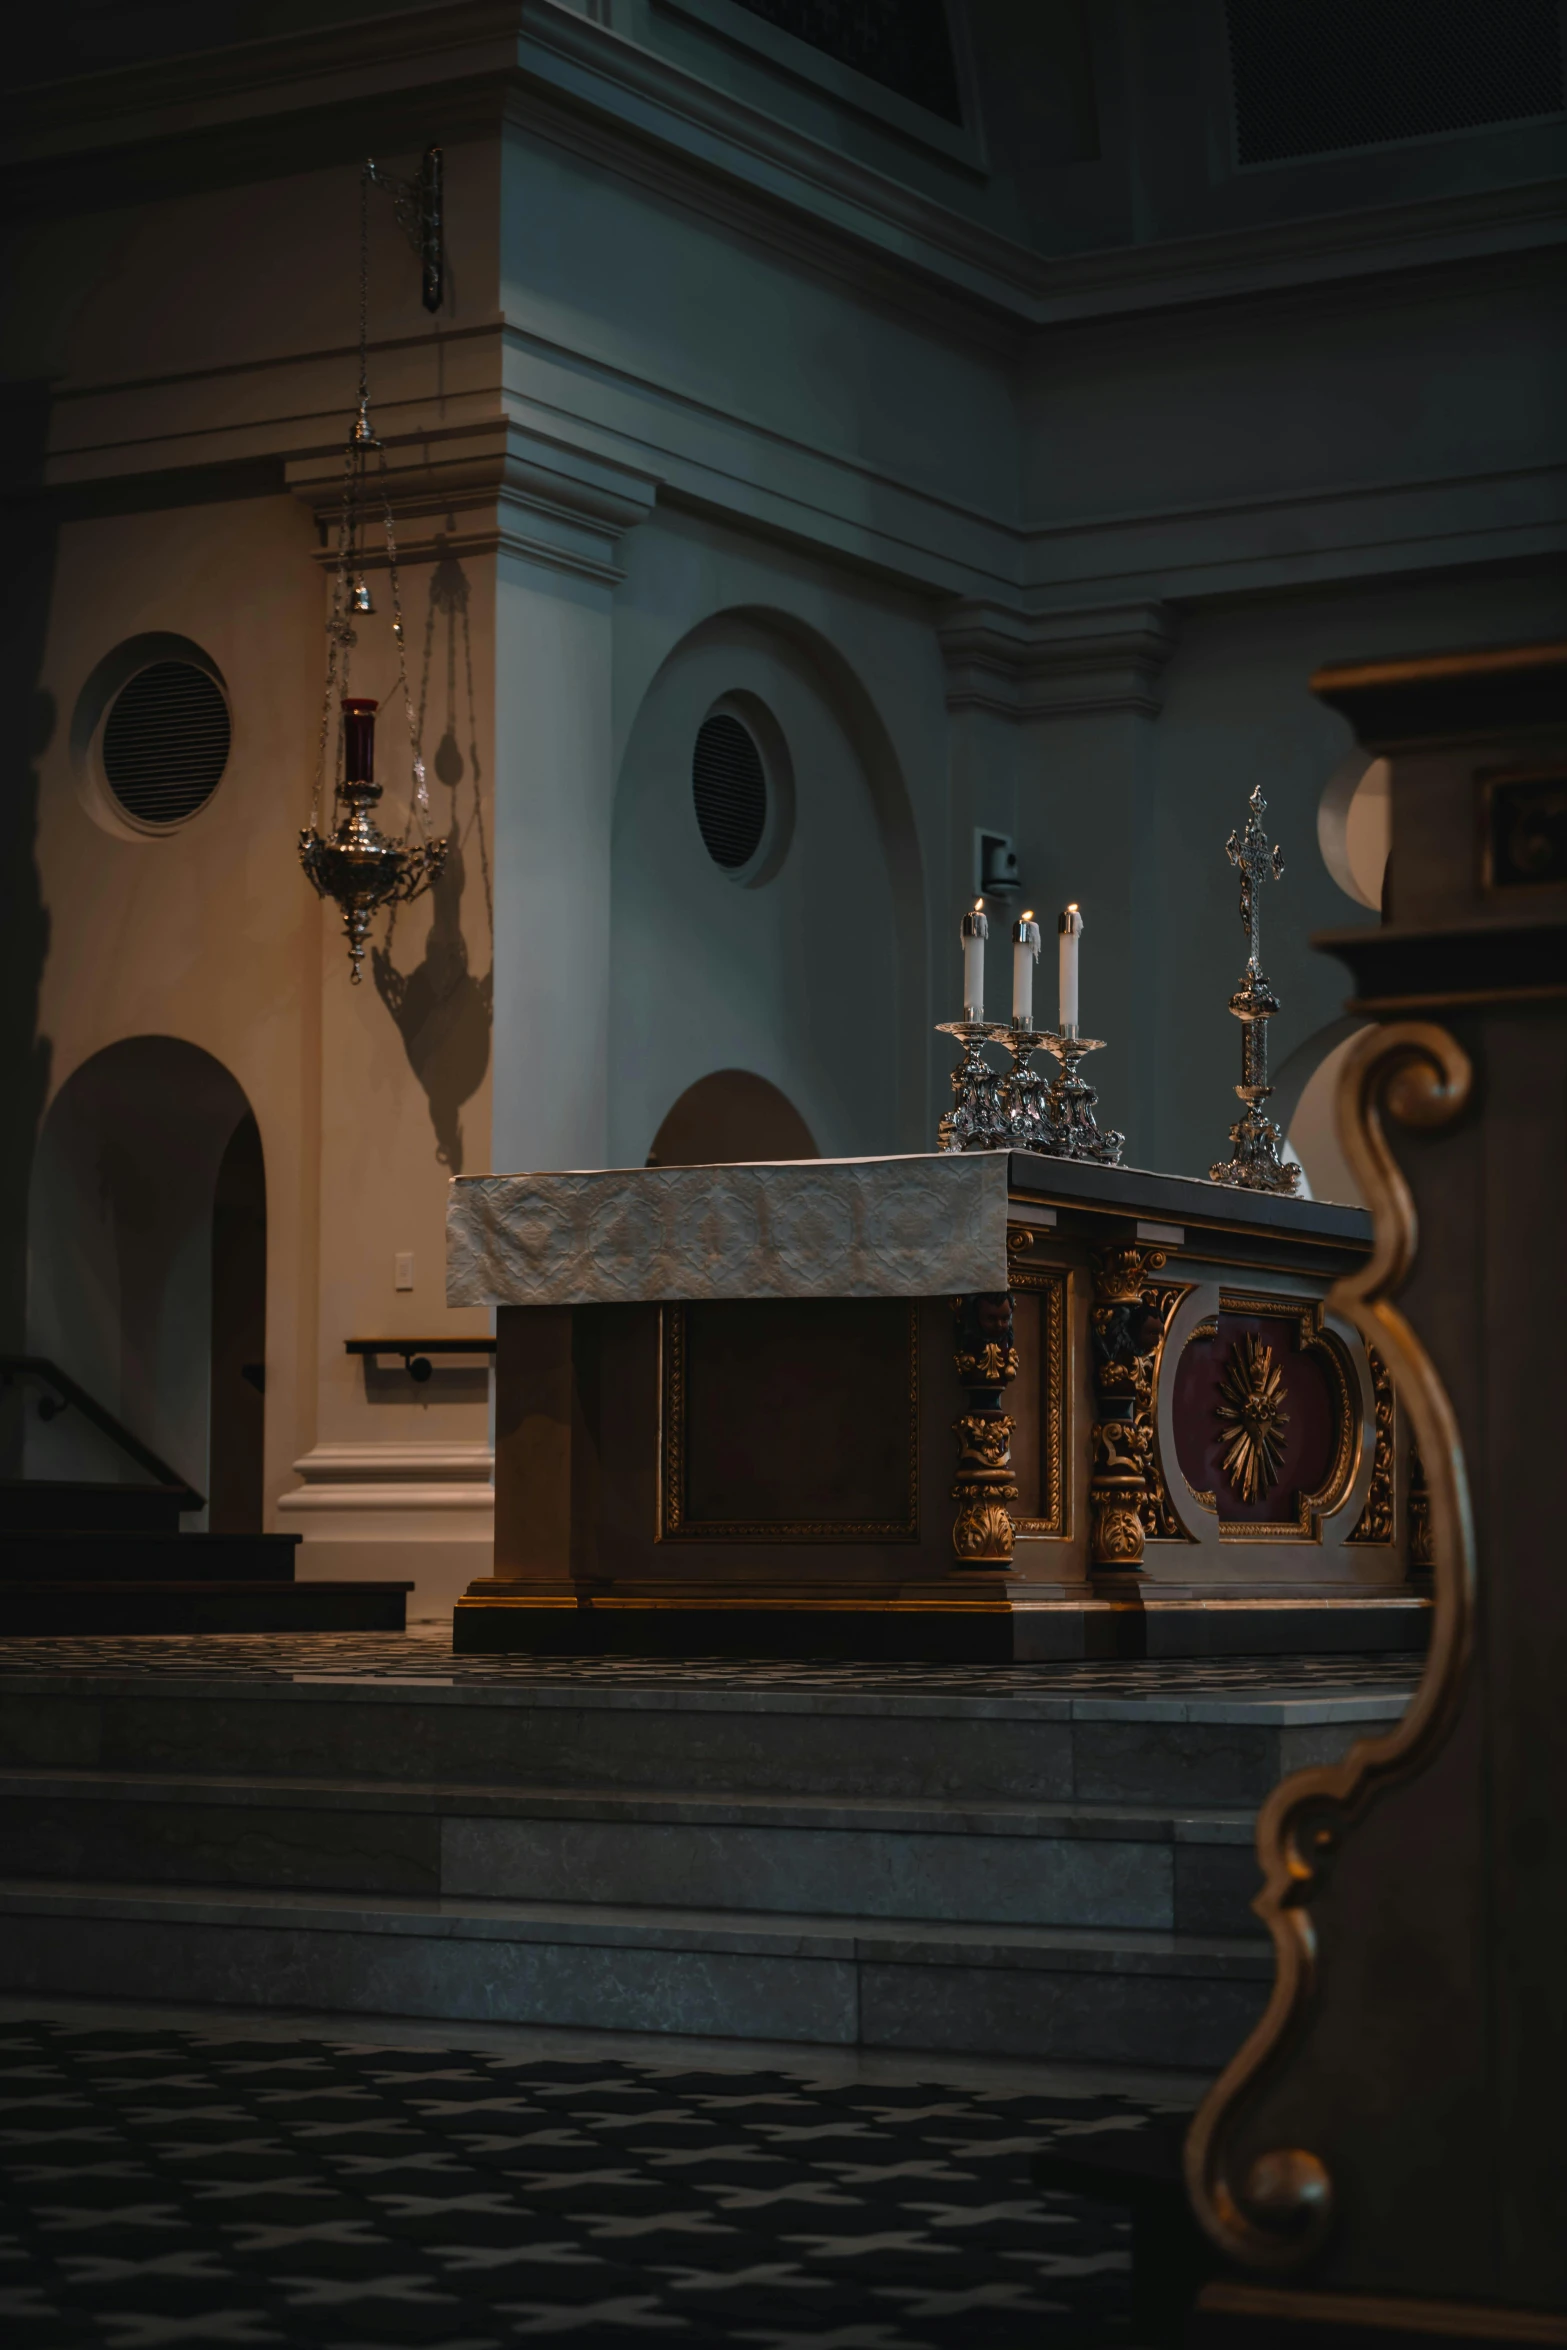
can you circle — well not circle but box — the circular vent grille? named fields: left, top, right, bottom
left=102, top=661, right=231, bottom=826
left=692, top=714, right=767, bottom=871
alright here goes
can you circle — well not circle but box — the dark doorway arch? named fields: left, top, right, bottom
left=647, top=1071, right=817, bottom=1167
left=209, top=1113, right=267, bottom=1532
left=27, top=1037, right=262, bottom=1520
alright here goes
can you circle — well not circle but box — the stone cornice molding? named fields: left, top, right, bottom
left=5, top=0, right=1562, bottom=334
left=938, top=600, right=1177, bottom=720
left=287, top=418, right=659, bottom=582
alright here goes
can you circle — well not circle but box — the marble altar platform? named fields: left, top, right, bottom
left=0, top=1630, right=1415, bottom=2069
left=447, top=1153, right=1428, bottom=1660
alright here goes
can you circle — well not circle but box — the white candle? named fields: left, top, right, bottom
left=1011, top=911, right=1041, bottom=1025
left=1058, top=903, right=1083, bottom=1034
left=961, top=899, right=988, bottom=1019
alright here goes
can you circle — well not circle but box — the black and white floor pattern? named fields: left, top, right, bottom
left=0, top=1631, right=1421, bottom=1700
left=0, top=2020, right=1176, bottom=2348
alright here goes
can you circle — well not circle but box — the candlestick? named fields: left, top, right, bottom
left=1058, top=904, right=1083, bottom=1034
left=961, top=900, right=988, bottom=1020
left=1033, top=1031, right=1125, bottom=1166
left=1011, top=911, right=1041, bottom=1025
left=936, top=1020, right=1008, bottom=1153
left=997, top=1024, right=1055, bottom=1151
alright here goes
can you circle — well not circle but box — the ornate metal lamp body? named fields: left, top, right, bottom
left=299, top=699, right=446, bottom=983
left=297, top=161, right=448, bottom=979
left=1211, top=782, right=1301, bottom=1193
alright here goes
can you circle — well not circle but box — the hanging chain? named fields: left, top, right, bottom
left=358, top=162, right=372, bottom=428
left=378, top=442, right=429, bottom=838
left=310, top=159, right=429, bottom=845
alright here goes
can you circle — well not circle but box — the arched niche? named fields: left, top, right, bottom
left=647, top=1070, right=818, bottom=1167
left=609, top=609, right=923, bottom=1167
left=1273, top=1018, right=1375, bottom=1206
left=26, top=1037, right=263, bottom=1523
left=1319, top=749, right=1391, bottom=912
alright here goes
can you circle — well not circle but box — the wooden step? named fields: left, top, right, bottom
left=0, top=1531, right=302, bottom=1580
left=0, top=1581, right=411, bottom=1634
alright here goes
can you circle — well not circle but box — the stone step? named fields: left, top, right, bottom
left=0, top=1582, right=411, bottom=1635
left=0, top=1876, right=1272, bottom=2068
left=0, top=1769, right=1264, bottom=1936
left=0, top=1672, right=1408, bottom=1805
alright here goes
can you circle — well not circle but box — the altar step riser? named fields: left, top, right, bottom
left=0, top=1534, right=302, bottom=1579
left=0, top=1585, right=411, bottom=1635
left=0, top=1886, right=1270, bottom=2070
left=0, top=1685, right=1396, bottom=1808
left=0, top=1779, right=1261, bottom=1937
left=0, top=1675, right=1402, bottom=2066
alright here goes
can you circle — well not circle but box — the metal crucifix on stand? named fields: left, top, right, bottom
left=1210, top=782, right=1301, bottom=1194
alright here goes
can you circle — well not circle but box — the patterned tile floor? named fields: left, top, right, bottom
left=0, top=1629, right=1422, bottom=1699
left=0, top=2017, right=1180, bottom=2349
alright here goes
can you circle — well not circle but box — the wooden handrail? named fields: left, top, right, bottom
left=344, top=1337, right=496, bottom=1386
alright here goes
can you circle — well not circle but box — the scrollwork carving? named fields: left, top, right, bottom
left=1347, top=1345, right=1395, bottom=1545
left=1184, top=1021, right=1476, bottom=2273
left=1089, top=1247, right=1167, bottom=1569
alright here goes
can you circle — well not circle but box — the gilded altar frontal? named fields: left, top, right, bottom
left=1, top=2, right=1562, bottom=2343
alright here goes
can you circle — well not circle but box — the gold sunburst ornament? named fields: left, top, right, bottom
left=1216, top=1332, right=1290, bottom=1502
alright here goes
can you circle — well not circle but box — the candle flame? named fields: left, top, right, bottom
left=973, top=897, right=985, bottom=912
left=1022, top=909, right=1034, bottom=921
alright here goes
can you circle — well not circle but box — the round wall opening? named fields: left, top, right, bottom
left=692, top=713, right=767, bottom=872
left=101, top=659, right=231, bottom=828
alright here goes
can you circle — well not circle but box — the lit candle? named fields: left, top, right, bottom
left=1058, top=903, right=1083, bottom=1034
left=1011, top=911, right=1041, bottom=1025
left=961, top=899, right=988, bottom=1019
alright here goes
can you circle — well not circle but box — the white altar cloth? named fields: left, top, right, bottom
left=446, top=1154, right=1010, bottom=1307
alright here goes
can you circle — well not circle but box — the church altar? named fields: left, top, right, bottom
left=447, top=1150, right=1425, bottom=1657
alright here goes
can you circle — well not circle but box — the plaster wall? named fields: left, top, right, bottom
left=496, top=120, right=1021, bottom=537
left=607, top=508, right=945, bottom=1165
left=24, top=488, right=496, bottom=1611
left=1019, top=259, right=1563, bottom=555
left=27, top=493, right=323, bottom=1530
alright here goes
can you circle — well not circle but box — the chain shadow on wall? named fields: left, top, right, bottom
left=373, top=534, right=494, bottom=1172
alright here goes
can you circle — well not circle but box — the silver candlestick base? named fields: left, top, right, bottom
left=997, top=1023, right=1057, bottom=1151
left=1034, top=1033, right=1125, bottom=1165
left=936, top=1020, right=1007, bottom=1152
left=1212, top=1095, right=1299, bottom=1192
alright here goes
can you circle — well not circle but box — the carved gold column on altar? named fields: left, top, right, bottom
left=1186, top=640, right=1567, bottom=2343
left=950, top=1290, right=1018, bottom=1563
left=1088, top=1244, right=1166, bottom=1569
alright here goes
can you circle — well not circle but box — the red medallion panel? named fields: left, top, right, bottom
left=1171, top=1302, right=1353, bottom=1533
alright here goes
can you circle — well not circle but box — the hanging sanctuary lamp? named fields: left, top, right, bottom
left=299, top=156, right=448, bottom=981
